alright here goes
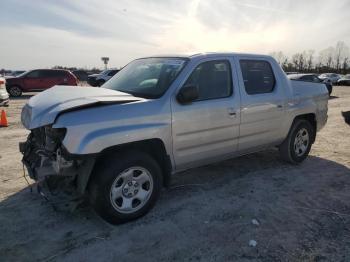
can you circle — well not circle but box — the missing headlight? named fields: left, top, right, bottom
left=44, top=126, right=67, bottom=152
left=45, top=126, right=67, bottom=142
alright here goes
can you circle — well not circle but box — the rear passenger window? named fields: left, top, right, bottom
left=300, top=75, right=313, bottom=82
left=240, top=60, right=275, bottom=95
left=39, top=70, right=54, bottom=78
left=38, top=70, right=59, bottom=77
left=184, top=60, right=232, bottom=101
left=55, top=70, right=68, bottom=77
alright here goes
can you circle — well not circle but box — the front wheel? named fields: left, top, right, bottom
left=279, top=120, right=315, bottom=164
left=7, top=85, right=22, bottom=97
left=88, top=151, right=162, bottom=224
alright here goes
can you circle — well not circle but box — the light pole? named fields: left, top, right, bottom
left=101, top=57, right=109, bottom=70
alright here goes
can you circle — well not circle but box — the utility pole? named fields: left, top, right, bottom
left=101, top=57, right=109, bottom=70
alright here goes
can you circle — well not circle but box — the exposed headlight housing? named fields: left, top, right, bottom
left=45, top=126, right=67, bottom=142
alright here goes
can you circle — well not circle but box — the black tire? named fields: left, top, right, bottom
left=97, top=79, right=105, bottom=87
left=88, top=151, right=162, bottom=224
left=7, top=85, right=22, bottom=97
left=279, top=119, right=315, bottom=164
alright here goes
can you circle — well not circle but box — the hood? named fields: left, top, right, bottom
left=88, top=74, right=100, bottom=77
left=318, top=76, right=329, bottom=80
left=21, top=85, right=144, bottom=129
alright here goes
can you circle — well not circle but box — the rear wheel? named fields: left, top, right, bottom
left=279, top=120, right=314, bottom=164
left=88, top=151, right=162, bottom=224
left=7, top=85, right=22, bottom=97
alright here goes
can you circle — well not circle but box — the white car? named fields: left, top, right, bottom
left=0, top=77, right=9, bottom=106
left=319, top=73, right=341, bottom=84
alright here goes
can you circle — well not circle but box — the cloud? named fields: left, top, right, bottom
left=0, top=0, right=349, bottom=69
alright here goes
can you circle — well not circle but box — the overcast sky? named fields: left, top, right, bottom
left=1, top=0, right=349, bottom=69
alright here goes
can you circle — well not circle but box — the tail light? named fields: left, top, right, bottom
left=0, top=78, right=6, bottom=89
left=69, top=73, right=78, bottom=86
left=74, top=76, right=79, bottom=85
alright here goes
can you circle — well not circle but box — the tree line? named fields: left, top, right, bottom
left=269, top=41, right=349, bottom=74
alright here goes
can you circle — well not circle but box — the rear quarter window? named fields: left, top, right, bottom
left=55, top=70, right=69, bottom=77
left=240, top=60, right=275, bottom=95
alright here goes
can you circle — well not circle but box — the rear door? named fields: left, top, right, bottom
left=235, top=57, right=286, bottom=152
left=171, top=58, right=240, bottom=170
left=43, top=70, right=67, bottom=89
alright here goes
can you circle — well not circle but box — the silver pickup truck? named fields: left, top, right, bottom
left=20, top=53, right=328, bottom=224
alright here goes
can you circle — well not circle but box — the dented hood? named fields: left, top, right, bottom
left=21, top=86, right=143, bottom=129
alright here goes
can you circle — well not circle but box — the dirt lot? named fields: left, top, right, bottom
left=0, top=87, right=350, bottom=262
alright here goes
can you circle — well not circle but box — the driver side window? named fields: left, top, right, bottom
left=26, top=70, right=41, bottom=78
left=184, top=60, right=232, bottom=101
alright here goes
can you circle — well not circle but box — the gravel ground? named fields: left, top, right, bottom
left=0, top=87, right=350, bottom=262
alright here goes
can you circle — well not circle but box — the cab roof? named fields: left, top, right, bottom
left=141, top=52, right=271, bottom=60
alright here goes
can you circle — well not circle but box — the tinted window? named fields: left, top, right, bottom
left=240, top=60, right=275, bottom=95
left=184, top=60, right=232, bottom=101
left=300, top=75, right=314, bottom=82
left=54, top=70, right=68, bottom=77
left=300, top=75, right=321, bottom=83
left=108, top=70, right=118, bottom=76
left=41, top=70, right=56, bottom=77
left=26, top=70, right=40, bottom=78
left=313, top=76, right=321, bottom=82
left=31, top=70, right=65, bottom=78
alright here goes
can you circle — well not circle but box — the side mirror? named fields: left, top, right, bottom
left=176, top=85, right=199, bottom=104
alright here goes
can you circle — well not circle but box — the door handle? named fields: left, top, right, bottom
left=277, top=104, right=283, bottom=108
left=227, top=108, right=237, bottom=117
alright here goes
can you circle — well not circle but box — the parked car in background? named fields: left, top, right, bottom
left=319, top=73, right=341, bottom=84
left=87, top=69, right=119, bottom=87
left=337, top=74, right=350, bottom=86
left=20, top=53, right=329, bottom=224
left=288, top=73, right=332, bottom=95
left=6, top=69, right=78, bottom=97
left=72, top=70, right=88, bottom=82
left=0, top=77, right=9, bottom=106
left=8, top=70, right=26, bottom=77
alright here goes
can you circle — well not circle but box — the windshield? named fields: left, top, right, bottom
left=16, top=71, right=29, bottom=77
left=102, top=57, right=188, bottom=98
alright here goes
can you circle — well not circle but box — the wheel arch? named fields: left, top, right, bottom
left=6, top=84, right=23, bottom=91
left=293, top=113, right=317, bottom=143
left=82, top=138, right=172, bottom=193
left=6, top=84, right=23, bottom=97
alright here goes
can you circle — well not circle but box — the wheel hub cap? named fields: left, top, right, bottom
left=110, top=167, right=153, bottom=214
left=294, top=128, right=309, bottom=157
left=122, top=181, right=139, bottom=197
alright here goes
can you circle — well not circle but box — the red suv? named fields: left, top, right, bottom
left=6, top=69, right=78, bottom=97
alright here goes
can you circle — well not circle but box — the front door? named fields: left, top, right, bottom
left=23, top=70, right=46, bottom=90
left=171, top=59, right=240, bottom=170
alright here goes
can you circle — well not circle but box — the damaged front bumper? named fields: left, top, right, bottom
left=19, top=127, right=96, bottom=195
